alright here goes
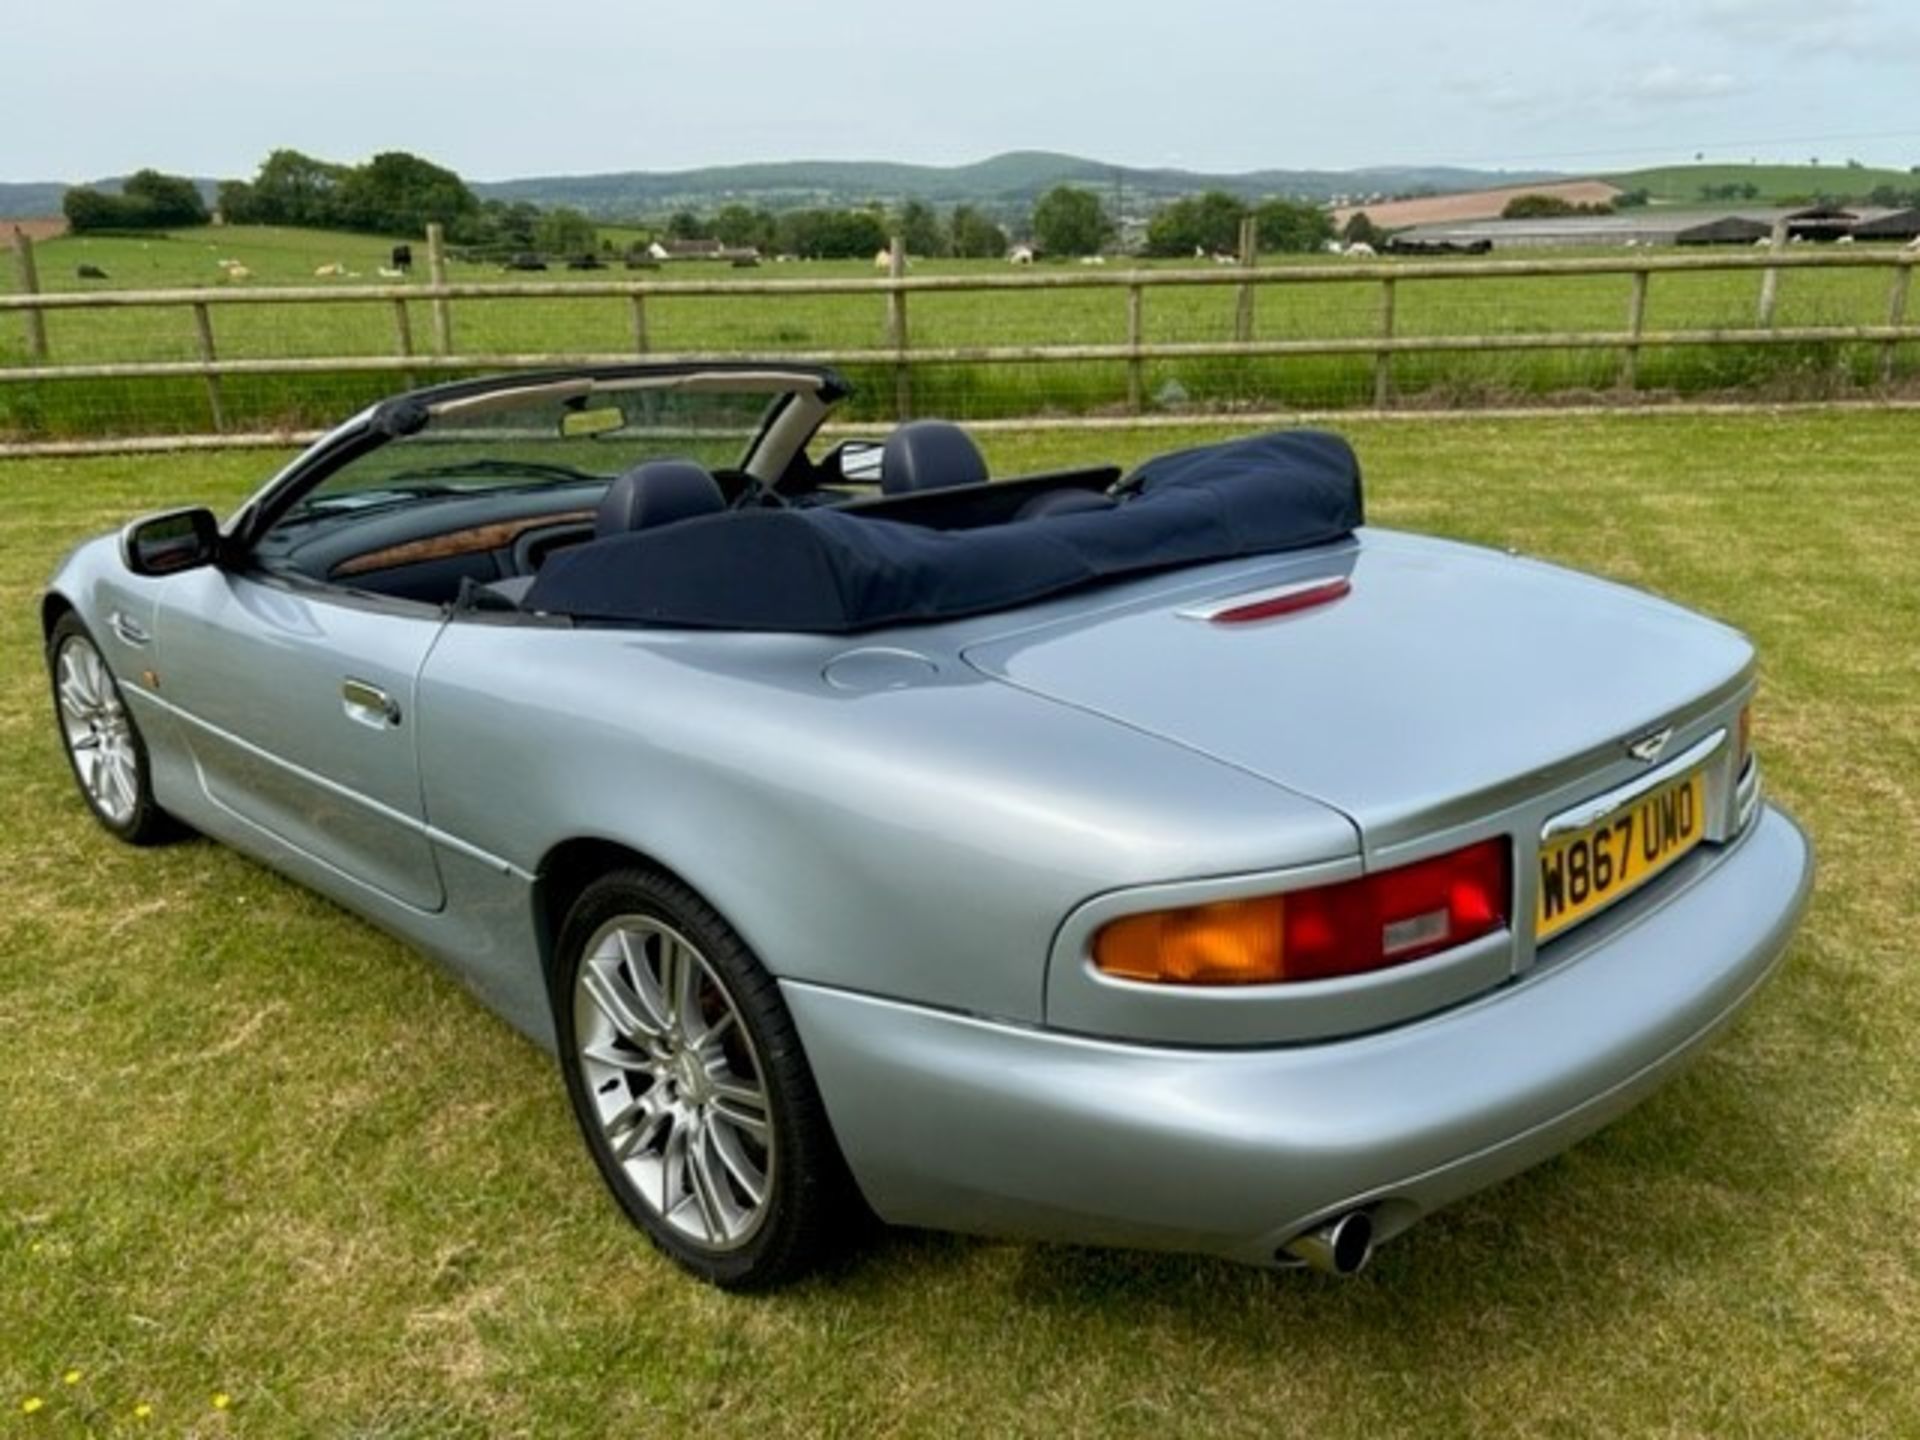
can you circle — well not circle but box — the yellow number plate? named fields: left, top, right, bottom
left=1536, top=770, right=1707, bottom=941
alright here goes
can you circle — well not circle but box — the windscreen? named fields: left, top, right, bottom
left=280, top=383, right=784, bottom=522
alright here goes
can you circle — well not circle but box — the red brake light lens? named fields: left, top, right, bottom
left=1094, top=839, right=1511, bottom=986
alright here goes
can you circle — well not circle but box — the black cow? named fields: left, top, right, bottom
left=76, top=264, right=109, bottom=280
left=503, top=253, right=548, bottom=272
left=390, top=243, right=413, bottom=272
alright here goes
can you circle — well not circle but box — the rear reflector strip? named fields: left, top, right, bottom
left=1178, top=576, right=1352, bottom=625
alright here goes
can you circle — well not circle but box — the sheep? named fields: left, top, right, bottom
left=1836, top=233, right=1856, bottom=246
left=1907, top=235, right=1920, bottom=252
left=377, top=266, right=405, bottom=279
left=314, top=263, right=346, bottom=278
left=1078, top=254, right=1107, bottom=266
left=76, top=263, right=109, bottom=280
left=873, top=249, right=893, bottom=270
left=222, top=263, right=252, bottom=281
left=1344, top=241, right=1377, bottom=259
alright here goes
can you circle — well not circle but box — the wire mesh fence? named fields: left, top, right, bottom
left=4, top=226, right=1918, bottom=448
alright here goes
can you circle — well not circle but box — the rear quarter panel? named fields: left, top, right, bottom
left=413, top=617, right=1358, bottom=1024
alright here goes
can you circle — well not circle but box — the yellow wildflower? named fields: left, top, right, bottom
left=133, top=1402, right=153, bottom=1420
left=62, top=1371, right=82, bottom=1386
left=212, top=1392, right=232, bottom=1410
left=21, top=1396, right=46, bottom=1414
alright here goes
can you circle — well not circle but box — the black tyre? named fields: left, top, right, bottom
left=46, top=612, right=179, bottom=846
left=553, top=867, right=859, bottom=1289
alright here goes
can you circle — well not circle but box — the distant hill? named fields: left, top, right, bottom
left=0, top=175, right=222, bottom=218
left=472, top=151, right=1566, bottom=218
left=1612, top=162, right=1920, bottom=204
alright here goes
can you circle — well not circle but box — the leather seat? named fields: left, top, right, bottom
left=596, top=459, right=726, bottom=536
left=880, top=421, right=989, bottom=495
left=488, top=459, right=726, bottom=607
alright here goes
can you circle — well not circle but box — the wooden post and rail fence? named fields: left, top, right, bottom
left=4, top=226, right=1918, bottom=452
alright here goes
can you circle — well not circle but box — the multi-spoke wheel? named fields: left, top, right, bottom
left=47, top=613, right=176, bottom=844
left=554, top=868, right=859, bottom=1288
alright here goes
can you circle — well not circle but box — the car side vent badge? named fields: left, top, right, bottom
left=1177, top=577, right=1351, bottom=626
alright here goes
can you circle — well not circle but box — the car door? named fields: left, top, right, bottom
left=152, top=566, right=447, bottom=911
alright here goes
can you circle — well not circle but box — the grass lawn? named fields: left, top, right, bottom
left=2, top=411, right=1917, bottom=1436
left=4, top=226, right=1917, bottom=437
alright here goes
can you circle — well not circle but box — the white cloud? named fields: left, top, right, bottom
left=1695, top=0, right=1900, bottom=58
left=1628, top=65, right=1744, bottom=102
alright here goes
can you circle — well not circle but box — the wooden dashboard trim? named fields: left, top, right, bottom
left=330, top=511, right=594, bottom=578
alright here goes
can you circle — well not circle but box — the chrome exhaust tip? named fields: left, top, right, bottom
left=1280, top=1210, right=1375, bottom=1276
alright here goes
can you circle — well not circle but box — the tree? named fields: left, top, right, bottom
left=534, top=206, right=598, bottom=255
left=330, top=151, right=477, bottom=236
left=122, top=170, right=209, bottom=226
left=895, top=200, right=947, bottom=257
left=63, top=169, right=208, bottom=231
left=667, top=210, right=708, bottom=240
left=1253, top=197, right=1334, bottom=254
left=712, top=204, right=776, bottom=251
left=774, top=208, right=889, bottom=259
left=1031, top=185, right=1113, bottom=257
left=244, top=149, right=350, bottom=226
left=949, top=205, right=1008, bottom=259
left=1145, top=191, right=1247, bottom=257
left=1342, top=211, right=1386, bottom=248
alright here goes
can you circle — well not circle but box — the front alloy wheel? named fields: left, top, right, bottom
left=47, top=613, right=176, bottom=844
left=555, top=868, right=858, bottom=1288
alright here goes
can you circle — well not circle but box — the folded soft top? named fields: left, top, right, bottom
left=522, top=429, right=1364, bottom=633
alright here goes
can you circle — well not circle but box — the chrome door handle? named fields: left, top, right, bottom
left=108, top=610, right=151, bottom=647
left=341, top=678, right=402, bottom=728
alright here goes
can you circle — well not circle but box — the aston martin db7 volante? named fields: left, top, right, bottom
left=44, top=363, right=1812, bottom=1287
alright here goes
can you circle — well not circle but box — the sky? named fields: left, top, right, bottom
left=4, top=0, right=1918, bottom=182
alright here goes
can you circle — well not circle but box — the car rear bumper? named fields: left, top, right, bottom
left=783, top=803, right=1812, bottom=1265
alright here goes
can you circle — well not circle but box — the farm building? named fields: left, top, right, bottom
left=1674, top=216, right=1773, bottom=246
left=1851, top=208, right=1920, bottom=242
left=1388, top=206, right=1908, bottom=251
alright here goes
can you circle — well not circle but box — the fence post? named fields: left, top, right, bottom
left=1126, top=283, right=1145, bottom=414
left=390, top=297, right=416, bottom=389
left=10, top=228, right=49, bottom=362
left=886, top=235, right=910, bottom=421
left=629, top=292, right=650, bottom=355
left=1756, top=217, right=1788, bottom=327
left=1882, top=258, right=1913, bottom=386
left=1234, top=215, right=1257, bottom=344
left=1621, top=268, right=1649, bottom=392
left=426, top=223, right=452, bottom=354
left=1373, top=276, right=1396, bottom=409
left=188, top=302, right=226, bottom=432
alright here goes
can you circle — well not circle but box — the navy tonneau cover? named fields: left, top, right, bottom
left=522, top=430, right=1363, bottom=633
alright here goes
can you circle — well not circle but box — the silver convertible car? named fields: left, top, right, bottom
left=44, top=363, right=1812, bottom=1287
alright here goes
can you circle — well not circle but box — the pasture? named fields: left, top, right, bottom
left=3, top=224, right=1917, bottom=438
left=3, top=411, right=1916, bottom=1437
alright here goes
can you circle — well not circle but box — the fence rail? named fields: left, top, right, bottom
left=4, top=227, right=1918, bottom=453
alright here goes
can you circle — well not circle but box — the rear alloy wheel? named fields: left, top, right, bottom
left=554, top=868, right=857, bottom=1288
left=47, top=613, right=176, bottom=845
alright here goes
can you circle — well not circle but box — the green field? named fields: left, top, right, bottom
left=4, top=224, right=1917, bottom=440
left=1612, top=161, right=1919, bottom=205
left=4, top=411, right=1918, bottom=1436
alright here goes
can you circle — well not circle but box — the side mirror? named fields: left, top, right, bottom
left=829, top=439, right=885, bottom=485
left=121, top=508, right=222, bottom=577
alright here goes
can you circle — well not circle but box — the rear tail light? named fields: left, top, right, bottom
left=1094, top=839, right=1511, bottom=986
